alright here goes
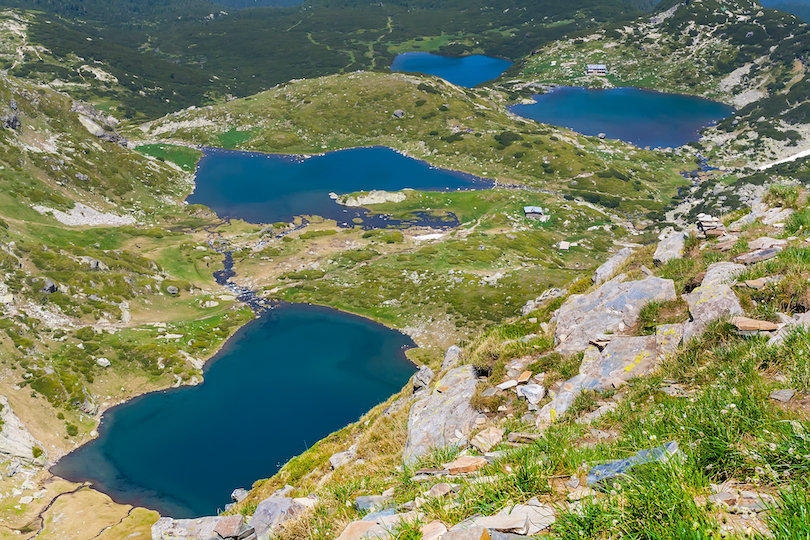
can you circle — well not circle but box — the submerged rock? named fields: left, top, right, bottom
left=402, top=366, right=479, bottom=464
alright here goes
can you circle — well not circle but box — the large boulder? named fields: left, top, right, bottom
left=653, top=231, right=686, bottom=265
left=250, top=497, right=306, bottom=540
left=553, top=275, right=677, bottom=353
left=537, top=325, right=683, bottom=429
left=402, top=366, right=479, bottom=465
left=682, top=284, right=743, bottom=343
left=593, top=247, right=633, bottom=285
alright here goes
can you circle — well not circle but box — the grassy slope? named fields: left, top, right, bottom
left=230, top=189, right=810, bottom=540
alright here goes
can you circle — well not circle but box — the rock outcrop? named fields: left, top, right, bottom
left=402, top=366, right=479, bottom=464
left=553, top=275, right=677, bottom=353
left=592, top=247, right=633, bottom=285
left=537, top=324, right=683, bottom=428
left=337, top=190, right=407, bottom=207
left=0, top=396, right=46, bottom=463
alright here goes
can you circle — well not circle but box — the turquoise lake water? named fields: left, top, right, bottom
left=509, top=86, right=734, bottom=149
left=390, top=53, right=512, bottom=87
left=187, top=146, right=489, bottom=225
left=52, top=304, right=415, bottom=518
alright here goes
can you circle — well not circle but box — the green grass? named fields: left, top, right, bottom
left=136, top=144, right=203, bottom=172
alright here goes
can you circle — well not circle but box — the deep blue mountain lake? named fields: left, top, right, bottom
left=52, top=303, right=415, bottom=518
left=390, top=53, right=512, bottom=87
left=509, top=86, right=734, bottom=149
left=187, top=146, right=490, bottom=224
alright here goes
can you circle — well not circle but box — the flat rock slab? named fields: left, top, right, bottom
left=653, top=231, right=686, bottom=265
left=748, top=237, right=787, bottom=250
left=519, top=384, right=545, bottom=405
left=421, top=521, right=448, bottom=540
left=447, top=456, right=488, bottom=474
left=403, top=366, right=479, bottom=465
left=770, top=389, right=796, bottom=402
left=593, top=247, right=633, bottom=285
left=683, top=284, right=743, bottom=343
left=735, top=247, right=781, bottom=264
left=554, top=275, right=676, bottom=353
left=442, top=527, right=491, bottom=540
left=470, top=427, right=504, bottom=453
left=731, top=316, right=779, bottom=333
left=355, top=494, right=393, bottom=513
left=587, top=441, right=679, bottom=486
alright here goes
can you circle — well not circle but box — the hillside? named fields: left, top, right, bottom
left=169, top=184, right=810, bottom=540
left=0, top=0, right=645, bottom=120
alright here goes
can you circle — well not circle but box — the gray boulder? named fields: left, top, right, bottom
left=593, top=247, right=633, bottom=285
left=329, top=444, right=357, bottom=469
left=441, top=345, right=461, bottom=371
left=151, top=516, right=223, bottom=540
left=683, top=284, right=743, bottom=343
left=402, top=366, right=479, bottom=464
left=653, top=231, right=686, bottom=265
left=250, top=497, right=306, bottom=540
left=554, top=275, right=677, bottom=353
left=413, top=365, right=434, bottom=392
left=40, top=278, right=58, bottom=294
left=701, top=262, right=745, bottom=287
left=231, top=488, right=249, bottom=502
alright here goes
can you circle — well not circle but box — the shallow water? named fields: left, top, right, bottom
left=390, top=52, right=512, bottom=87
left=509, top=86, right=734, bottom=148
left=52, top=303, right=415, bottom=518
left=187, top=146, right=490, bottom=224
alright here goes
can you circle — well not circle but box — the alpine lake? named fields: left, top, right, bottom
left=53, top=56, right=734, bottom=519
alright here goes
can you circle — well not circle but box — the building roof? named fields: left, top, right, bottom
left=586, top=64, right=607, bottom=70
left=523, top=206, right=545, bottom=214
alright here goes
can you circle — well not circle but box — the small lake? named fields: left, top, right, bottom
left=390, top=53, right=512, bottom=88
left=508, top=87, right=734, bottom=149
left=52, top=303, right=415, bottom=518
left=187, top=146, right=490, bottom=225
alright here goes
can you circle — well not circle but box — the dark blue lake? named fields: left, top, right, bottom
left=509, top=87, right=734, bottom=149
left=52, top=303, right=415, bottom=518
left=187, top=146, right=490, bottom=224
left=390, top=53, right=512, bottom=87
